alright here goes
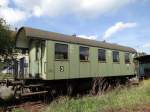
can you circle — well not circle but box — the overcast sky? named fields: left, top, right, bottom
left=0, top=0, right=150, bottom=53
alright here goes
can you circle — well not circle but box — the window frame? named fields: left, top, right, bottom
left=125, top=52, right=130, bottom=64
left=55, top=43, right=68, bottom=60
left=112, top=51, right=120, bottom=63
left=98, top=49, right=106, bottom=62
left=79, top=46, right=89, bottom=62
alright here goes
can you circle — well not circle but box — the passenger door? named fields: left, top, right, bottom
left=29, top=40, right=41, bottom=78
left=79, top=46, right=90, bottom=77
left=54, top=43, right=69, bottom=79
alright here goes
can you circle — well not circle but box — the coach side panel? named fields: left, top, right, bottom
left=45, top=40, right=135, bottom=80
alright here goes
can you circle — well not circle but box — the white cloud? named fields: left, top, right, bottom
left=0, top=0, right=9, bottom=7
left=0, top=7, right=27, bottom=24
left=0, top=0, right=137, bottom=24
left=12, top=0, right=70, bottom=17
left=102, top=22, right=137, bottom=40
left=142, top=43, right=150, bottom=48
left=78, top=35, right=97, bottom=40
left=0, top=0, right=27, bottom=24
left=141, top=43, right=150, bottom=54
left=32, top=6, right=43, bottom=17
left=13, top=0, right=135, bottom=17
left=75, top=0, right=135, bottom=17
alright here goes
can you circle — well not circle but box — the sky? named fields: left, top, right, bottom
left=0, top=0, right=150, bottom=53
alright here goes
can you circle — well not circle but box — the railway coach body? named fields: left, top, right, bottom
left=16, top=27, right=137, bottom=80
left=135, top=55, right=150, bottom=79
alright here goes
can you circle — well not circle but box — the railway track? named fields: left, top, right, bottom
left=1, top=100, right=47, bottom=112
left=0, top=77, right=139, bottom=112
left=12, top=101, right=46, bottom=112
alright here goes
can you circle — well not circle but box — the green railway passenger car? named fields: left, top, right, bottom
left=13, top=26, right=137, bottom=96
left=16, top=27, right=136, bottom=80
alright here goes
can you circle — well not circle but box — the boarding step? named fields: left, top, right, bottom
left=24, top=84, right=44, bottom=88
left=21, top=91, right=48, bottom=97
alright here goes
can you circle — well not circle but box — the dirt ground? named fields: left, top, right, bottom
left=17, top=101, right=46, bottom=112
left=0, top=101, right=47, bottom=112
left=12, top=103, right=150, bottom=112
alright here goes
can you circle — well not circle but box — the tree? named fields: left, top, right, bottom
left=0, top=18, right=16, bottom=56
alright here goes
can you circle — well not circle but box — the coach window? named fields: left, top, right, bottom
left=112, top=51, right=119, bottom=63
left=98, top=49, right=106, bottom=62
left=55, top=43, right=68, bottom=60
left=125, top=53, right=130, bottom=63
left=80, top=46, right=89, bottom=61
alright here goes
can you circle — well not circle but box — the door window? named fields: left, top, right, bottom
left=55, top=43, right=68, bottom=60
left=112, top=51, right=119, bottom=62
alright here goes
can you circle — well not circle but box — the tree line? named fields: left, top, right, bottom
left=0, top=18, right=16, bottom=58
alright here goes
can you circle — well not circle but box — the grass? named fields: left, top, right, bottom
left=7, top=80, right=150, bottom=112
left=0, top=73, right=13, bottom=80
left=11, top=108, right=27, bottom=112
left=45, top=80, right=150, bottom=112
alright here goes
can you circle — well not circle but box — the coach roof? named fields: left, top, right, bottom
left=16, top=27, right=136, bottom=53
